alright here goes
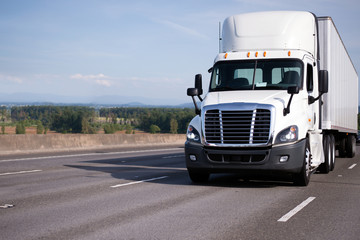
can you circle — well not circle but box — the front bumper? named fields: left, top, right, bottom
left=185, top=139, right=306, bottom=175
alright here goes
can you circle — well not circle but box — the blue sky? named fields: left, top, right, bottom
left=1, top=0, right=359, bottom=105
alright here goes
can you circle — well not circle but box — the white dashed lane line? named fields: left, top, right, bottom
left=162, top=155, right=184, bottom=159
left=0, top=169, right=42, bottom=176
left=278, top=197, right=316, bottom=222
left=348, top=164, right=357, bottom=169
left=110, top=176, right=168, bottom=188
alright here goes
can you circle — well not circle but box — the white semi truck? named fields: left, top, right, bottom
left=185, top=11, right=358, bottom=186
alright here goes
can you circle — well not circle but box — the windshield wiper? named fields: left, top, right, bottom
left=214, top=86, right=236, bottom=91
left=251, top=60, right=257, bottom=90
left=256, top=86, right=287, bottom=90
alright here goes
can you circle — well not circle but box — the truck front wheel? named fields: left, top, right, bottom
left=294, top=138, right=311, bottom=186
left=188, top=169, right=209, bottom=183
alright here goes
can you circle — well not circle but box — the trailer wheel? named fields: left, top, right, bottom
left=330, top=134, right=336, bottom=171
left=319, top=135, right=331, bottom=173
left=188, top=169, right=209, bottom=183
left=339, top=137, right=347, bottom=157
left=346, top=135, right=356, bottom=158
left=294, top=138, right=311, bottom=186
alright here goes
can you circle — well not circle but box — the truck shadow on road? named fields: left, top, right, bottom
left=64, top=153, right=295, bottom=188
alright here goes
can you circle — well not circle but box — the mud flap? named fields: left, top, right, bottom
left=308, top=130, right=324, bottom=166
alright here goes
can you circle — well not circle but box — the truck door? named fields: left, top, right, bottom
left=304, top=57, right=324, bottom=166
left=304, top=59, right=318, bottom=131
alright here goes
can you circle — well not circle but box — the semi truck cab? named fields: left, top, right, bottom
left=185, top=11, right=358, bottom=186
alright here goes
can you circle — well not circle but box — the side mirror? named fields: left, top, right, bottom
left=284, top=86, right=299, bottom=116
left=187, top=74, right=204, bottom=115
left=195, top=74, right=203, bottom=95
left=187, top=88, right=199, bottom=97
left=308, top=70, right=328, bottom=105
left=319, top=70, right=328, bottom=93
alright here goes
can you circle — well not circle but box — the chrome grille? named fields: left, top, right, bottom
left=205, top=109, right=271, bottom=145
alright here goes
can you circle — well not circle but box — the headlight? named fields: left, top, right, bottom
left=275, top=125, right=298, bottom=144
left=187, top=125, right=200, bottom=142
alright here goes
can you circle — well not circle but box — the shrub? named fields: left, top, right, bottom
left=149, top=124, right=160, bottom=134
left=104, top=124, right=116, bottom=134
left=16, top=122, right=26, bottom=134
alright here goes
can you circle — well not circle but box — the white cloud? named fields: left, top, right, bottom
left=58, top=51, right=123, bottom=58
left=157, top=19, right=209, bottom=40
left=70, top=73, right=113, bottom=87
left=70, top=73, right=107, bottom=80
left=96, top=79, right=112, bottom=87
left=0, top=74, right=23, bottom=84
left=129, top=76, right=185, bottom=84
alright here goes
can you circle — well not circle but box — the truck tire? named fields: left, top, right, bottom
left=188, top=169, right=209, bottom=183
left=346, top=135, right=356, bottom=158
left=319, top=135, right=331, bottom=173
left=294, top=138, right=311, bottom=186
left=338, top=137, right=347, bottom=157
left=330, top=134, right=336, bottom=171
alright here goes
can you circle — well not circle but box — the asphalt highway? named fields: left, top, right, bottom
left=1, top=146, right=359, bottom=240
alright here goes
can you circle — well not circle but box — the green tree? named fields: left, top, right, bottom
left=16, top=122, right=26, bottom=134
left=1, top=125, right=5, bottom=134
left=36, top=121, right=44, bottom=134
left=81, top=117, right=97, bottom=134
left=112, top=114, right=117, bottom=124
left=170, top=118, right=178, bottom=134
left=0, top=108, right=7, bottom=122
left=125, top=124, right=132, bottom=134
left=149, top=124, right=160, bottom=134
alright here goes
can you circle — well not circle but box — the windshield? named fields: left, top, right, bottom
left=209, top=60, right=303, bottom=91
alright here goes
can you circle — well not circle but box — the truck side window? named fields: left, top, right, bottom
left=211, top=68, right=220, bottom=88
left=306, top=64, right=313, bottom=92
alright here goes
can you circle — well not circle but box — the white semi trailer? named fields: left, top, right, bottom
left=185, top=11, right=358, bottom=186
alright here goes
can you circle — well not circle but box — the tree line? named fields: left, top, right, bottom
left=100, top=107, right=195, bottom=134
left=8, top=106, right=195, bottom=134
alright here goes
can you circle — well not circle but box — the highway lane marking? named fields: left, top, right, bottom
left=110, top=176, right=168, bottom=188
left=0, top=148, right=182, bottom=163
left=111, top=164, right=186, bottom=171
left=0, top=204, right=15, bottom=209
left=277, top=197, right=316, bottom=222
left=0, top=169, right=42, bottom=176
left=162, top=155, right=184, bottom=159
left=348, top=164, right=357, bottom=169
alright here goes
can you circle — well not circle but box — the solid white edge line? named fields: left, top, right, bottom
left=0, top=169, right=42, bottom=176
left=278, top=197, right=316, bottom=222
left=348, top=164, right=357, bottom=169
left=0, top=148, right=182, bottom=163
left=110, top=176, right=168, bottom=188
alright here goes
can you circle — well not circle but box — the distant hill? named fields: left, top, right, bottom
left=0, top=92, right=193, bottom=108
